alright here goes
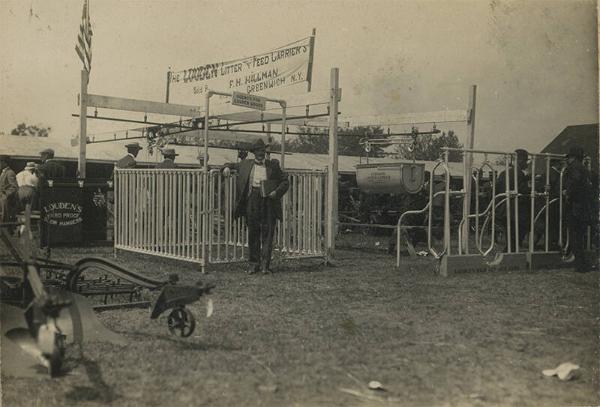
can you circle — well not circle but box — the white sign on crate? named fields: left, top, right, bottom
left=231, top=91, right=267, bottom=111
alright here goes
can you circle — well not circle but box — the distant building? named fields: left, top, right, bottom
left=540, top=124, right=598, bottom=171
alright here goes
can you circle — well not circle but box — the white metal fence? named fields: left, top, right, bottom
left=114, top=168, right=326, bottom=269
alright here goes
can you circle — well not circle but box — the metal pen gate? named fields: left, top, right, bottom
left=113, top=168, right=326, bottom=269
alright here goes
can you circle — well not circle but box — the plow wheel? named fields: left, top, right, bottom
left=167, top=307, right=196, bottom=337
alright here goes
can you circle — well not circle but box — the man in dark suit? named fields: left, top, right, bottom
left=564, top=146, right=594, bottom=273
left=0, top=155, right=18, bottom=226
left=156, top=148, right=178, bottom=169
left=116, top=142, right=143, bottom=169
left=223, top=139, right=289, bottom=274
left=38, top=148, right=66, bottom=180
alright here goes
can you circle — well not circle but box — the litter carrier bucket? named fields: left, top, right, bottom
left=355, top=162, right=425, bottom=194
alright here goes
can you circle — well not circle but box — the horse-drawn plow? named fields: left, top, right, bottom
left=0, top=206, right=214, bottom=378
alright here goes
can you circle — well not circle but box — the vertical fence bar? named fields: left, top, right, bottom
left=529, top=158, right=536, bottom=253
left=444, top=154, right=451, bottom=256
left=145, top=172, right=149, bottom=251
left=282, top=177, right=288, bottom=253
left=513, top=155, right=520, bottom=253
left=176, top=172, right=181, bottom=257
left=223, top=174, right=229, bottom=260
left=128, top=172, right=132, bottom=247
left=137, top=171, right=142, bottom=249
left=217, top=173, right=222, bottom=261
left=170, top=172, right=176, bottom=256
left=185, top=172, right=190, bottom=259
left=292, top=174, right=298, bottom=254
left=122, top=172, right=127, bottom=247
left=505, top=156, right=512, bottom=253
left=544, top=157, right=550, bottom=252
left=113, top=171, right=118, bottom=248
left=192, top=171, right=197, bottom=260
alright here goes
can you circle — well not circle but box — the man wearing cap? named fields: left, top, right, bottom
left=564, top=146, right=593, bottom=273
left=0, top=155, right=18, bottom=226
left=116, top=142, right=143, bottom=169
left=16, top=162, right=39, bottom=209
left=495, top=149, right=531, bottom=251
left=38, top=148, right=66, bottom=180
left=223, top=139, right=289, bottom=274
left=156, top=148, right=178, bottom=169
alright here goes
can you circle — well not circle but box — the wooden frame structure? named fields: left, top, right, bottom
left=77, top=67, right=342, bottom=267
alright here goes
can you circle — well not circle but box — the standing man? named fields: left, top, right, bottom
left=38, top=148, right=66, bottom=180
left=16, top=162, right=39, bottom=209
left=564, top=146, right=593, bottom=273
left=0, top=155, right=18, bottom=226
left=116, top=142, right=143, bottom=169
left=496, top=149, right=530, bottom=251
left=223, top=139, right=289, bottom=274
left=156, top=148, right=178, bottom=169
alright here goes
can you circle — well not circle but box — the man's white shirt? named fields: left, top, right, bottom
left=16, top=170, right=38, bottom=188
left=251, top=163, right=267, bottom=188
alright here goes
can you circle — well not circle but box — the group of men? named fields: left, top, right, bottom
left=114, top=142, right=203, bottom=170
left=477, top=146, right=594, bottom=272
left=113, top=140, right=289, bottom=274
left=396, top=145, right=595, bottom=273
left=0, top=149, right=66, bottom=227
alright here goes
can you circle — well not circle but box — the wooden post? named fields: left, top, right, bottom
left=78, top=69, right=89, bottom=179
left=460, top=85, right=477, bottom=253
left=326, top=68, right=339, bottom=258
left=280, top=104, right=286, bottom=169
left=201, top=91, right=211, bottom=273
left=306, top=28, right=316, bottom=92
left=165, top=69, right=171, bottom=103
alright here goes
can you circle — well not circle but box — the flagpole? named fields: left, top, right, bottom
left=78, top=69, right=88, bottom=179
left=306, top=28, right=316, bottom=92
left=165, top=67, right=171, bottom=103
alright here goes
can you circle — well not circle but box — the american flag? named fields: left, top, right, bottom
left=75, top=0, right=92, bottom=72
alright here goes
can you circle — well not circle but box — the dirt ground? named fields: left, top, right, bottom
left=1, top=243, right=599, bottom=407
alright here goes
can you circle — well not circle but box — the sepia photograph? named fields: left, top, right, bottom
left=0, top=0, right=598, bottom=405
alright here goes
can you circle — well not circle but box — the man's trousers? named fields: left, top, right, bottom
left=246, top=187, right=277, bottom=270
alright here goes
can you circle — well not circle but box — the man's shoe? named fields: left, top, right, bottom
left=246, top=265, right=259, bottom=274
left=261, top=268, right=272, bottom=274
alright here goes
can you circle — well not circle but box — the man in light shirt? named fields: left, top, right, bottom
left=223, top=139, right=289, bottom=274
left=16, top=161, right=39, bottom=208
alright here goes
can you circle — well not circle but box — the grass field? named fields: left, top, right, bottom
left=1, top=243, right=599, bottom=407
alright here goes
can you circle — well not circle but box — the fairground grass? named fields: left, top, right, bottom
left=1, top=241, right=598, bottom=407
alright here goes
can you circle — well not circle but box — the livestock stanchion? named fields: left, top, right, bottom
left=395, top=147, right=593, bottom=275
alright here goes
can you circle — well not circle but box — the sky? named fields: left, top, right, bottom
left=0, top=0, right=597, bottom=156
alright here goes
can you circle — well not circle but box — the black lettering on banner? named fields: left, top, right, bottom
left=270, top=45, right=307, bottom=62
left=183, top=64, right=219, bottom=83
left=246, top=76, right=287, bottom=94
left=252, top=55, right=270, bottom=68
left=221, top=63, right=243, bottom=76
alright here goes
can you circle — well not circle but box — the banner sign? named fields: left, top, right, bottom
left=168, top=37, right=312, bottom=104
left=231, top=91, right=267, bottom=111
left=40, top=185, right=84, bottom=246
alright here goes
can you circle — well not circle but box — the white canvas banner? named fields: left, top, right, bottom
left=168, top=37, right=312, bottom=105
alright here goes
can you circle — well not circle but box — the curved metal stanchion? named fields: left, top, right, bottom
left=428, top=160, right=451, bottom=259
left=395, top=202, right=430, bottom=268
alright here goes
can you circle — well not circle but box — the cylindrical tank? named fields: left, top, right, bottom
left=356, top=162, right=425, bottom=194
